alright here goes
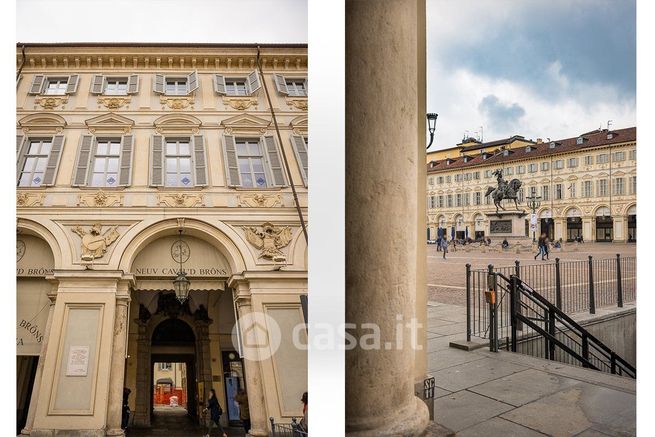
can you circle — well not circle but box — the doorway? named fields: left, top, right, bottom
left=566, top=217, right=582, bottom=242
left=16, top=356, right=38, bottom=435
left=540, top=218, right=554, bottom=241
left=595, top=216, right=614, bottom=242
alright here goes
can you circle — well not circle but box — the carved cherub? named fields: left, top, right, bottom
left=72, top=223, right=120, bottom=261
left=244, top=222, right=293, bottom=262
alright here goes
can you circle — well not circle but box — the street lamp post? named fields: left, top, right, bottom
left=426, top=113, right=438, bottom=149
left=526, top=195, right=542, bottom=243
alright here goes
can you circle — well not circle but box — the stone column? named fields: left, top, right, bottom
left=234, top=293, right=268, bottom=437
left=106, top=286, right=131, bottom=436
left=346, top=0, right=430, bottom=435
left=554, top=218, right=565, bottom=242
left=133, top=319, right=151, bottom=427
left=583, top=216, right=593, bottom=242
left=21, top=285, right=57, bottom=435
left=194, top=319, right=214, bottom=424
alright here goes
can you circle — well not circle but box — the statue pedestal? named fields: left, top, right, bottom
left=487, top=210, right=531, bottom=244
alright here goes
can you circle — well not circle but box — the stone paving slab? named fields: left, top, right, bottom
left=456, top=417, right=548, bottom=437
left=428, top=347, right=487, bottom=373
left=432, top=390, right=514, bottom=432
left=431, top=357, right=527, bottom=392
left=428, top=322, right=468, bottom=336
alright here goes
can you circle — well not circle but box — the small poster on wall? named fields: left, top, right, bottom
left=66, top=345, right=90, bottom=376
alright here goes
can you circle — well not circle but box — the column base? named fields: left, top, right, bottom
left=105, top=429, right=126, bottom=436
left=247, top=427, right=268, bottom=437
left=347, top=396, right=430, bottom=436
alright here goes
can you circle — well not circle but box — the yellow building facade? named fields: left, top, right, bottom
left=427, top=127, right=636, bottom=243
left=16, top=43, right=307, bottom=437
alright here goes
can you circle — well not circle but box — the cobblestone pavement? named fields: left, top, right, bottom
left=427, top=242, right=636, bottom=306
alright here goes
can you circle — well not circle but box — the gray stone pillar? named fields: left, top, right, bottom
left=346, top=0, right=430, bottom=435
left=21, top=286, right=57, bottom=435
left=133, top=320, right=150, bottom=427
left=235, top=295, right=268, bottom=437
left=106, top=288, right=131, bottom=436
left=194, top=319, right=213, bottom=424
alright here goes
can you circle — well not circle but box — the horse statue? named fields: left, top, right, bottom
left=484, top=169, right=523, bottom=213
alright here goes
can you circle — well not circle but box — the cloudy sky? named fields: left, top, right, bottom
left=16, top=0, right=307, bottom=43
left=426, top=0, right=636, bottom=151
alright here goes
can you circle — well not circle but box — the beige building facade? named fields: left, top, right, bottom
left=427, top=127, right=636, bottom=243
left=16, top=43, right=307, bottom=436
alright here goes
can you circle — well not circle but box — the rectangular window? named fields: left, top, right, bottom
left=517, top=188, right=524, bottom=203
left=225, top=78, right=249, bottom=96
left=612, top=177, right=625, bottom=195
left=104, top=79, right=128, bottom=95
left=28, top=74, right=79, bottom=95
left=18, top=139, right=51, bottom=187
left=473, top=172, right=480, bottom=180
left=554, top=160, right=564, bottom=169
left=613, top=151, right=625, bottom=161
left=629, top=149, right=636, bottom=161
left=598, top=179, right=608, bottom=197
left=286, top=78, right=307, bottom=96
left=484, top=193, right=490, bottom=205
left=428, top=196, right=435, bottom=209
left=90, top=139, right=121, bottom=187
left=541, top=162, right=549, bottom=171
left=455, top=174, right=462, bottom=182
left=584, top=155, right=593, bottom=165
left=45, top=77, right=68, bottom=95
left=569, top=182, right=576, bottom=198
left=438, top=195, right=444, bottom=208
left=630, top=176, right=636, bottom=194
left=597, top=154, right=609, bottom=164
left=529, top=186, right=537, bottom=197
left=166, top=78, right=188, bottom=95
left=528, top=163, right=537, bottom=173
left=463, top=193, right=470, bottom=206
left=437, top=176, right=444, bottom=184
left=474, top=192, right=481, bottom=205
left=428, top=177, right=434, bottom=186
left=236, top=139, right=268, bottom=188
left=516, top=165, right=525, bottom=174
left=505, top=167, right=514, bottom=175
left=165, top=139, right=193, bottom=187
left=568, top=158, right=578, bottom=168
left=447, top=194, right=453, bottom=207
left=541, top=185, right=549, bottom=201
left=582, top=181, right=593, bottom=198
left=446, top=175, right=451, bottom=183
left=484, top=170, right=492, bottom=178
left=456, top=193, right=462, bottom=207
left=555, top=184, right=563, bottom=200
left=159, top=363, right=172, bottom=371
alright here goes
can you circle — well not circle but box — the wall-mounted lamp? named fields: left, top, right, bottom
left=426, top=113, right=439, bottom=149
left=172, top=229, right=190, bottom=303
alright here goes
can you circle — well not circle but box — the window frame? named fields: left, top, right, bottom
left=104, top=77, right=129, bottom=96
left=18, top=138, right=52, bottom=187
left=164, top=138, right=194, bottom=187
left=285, top=78, right=307, bottom=97
left=44, top=77, right=69, bottom=95
left=235, top=138, right=271, bottom=189
left=89, top=138, right=122, bottom=187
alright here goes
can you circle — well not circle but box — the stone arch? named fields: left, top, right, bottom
left=593, top=204, right=612, bottom=217
left=563, top=206, right=581, bottom=218
left=153, top=113, right=202, bottom=134
left=624, top=202, right=637, bottom=216
left=288, top=226, right=308, bottom=269
left=17, top=113, right=67, bottom=133
left=117, top=218, right=248, bottom=274
left=537, top=208, right=552, bottom=219
left=17, top=218, right=65, bottom=269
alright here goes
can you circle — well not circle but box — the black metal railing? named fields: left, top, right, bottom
left=466, top=255, right=636, bottom=342
left=505, top=273, right=636, bottom=378
left=270, top=417, right=308, bottom=437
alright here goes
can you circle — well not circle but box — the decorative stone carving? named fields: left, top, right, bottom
left=34, top=95, right=68, bottom=110
left=77, top=190, right=123, bottom=207
left=97, top=96, right=131, bottom=110
left=16, top=192, right=45, bottom=207
left=160, top=96, right=195, bottom=110
left=243, top=222, right=293, bottom=262
left=158, top=193, right=204, bottom=208
left=285, top=97, right=308, bottom=111
left=72, top=223, right=120, bottom=261
left=223, top=97, right=258, bottom=111
left=238, top=193, right=283, bottom=208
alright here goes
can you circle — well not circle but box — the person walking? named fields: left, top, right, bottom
left=203, top=389, right=227, bottom=437
left=535, top=233, right=546, bottom=260
left=121, top=387, right=131, bottom=430
left=440, top=236, right=449, bottom=259
left=234, top=389, right=251, bottom=434
left=298, top=392, right=308, bottom=432
left=544, top=236, right=550, bottom=260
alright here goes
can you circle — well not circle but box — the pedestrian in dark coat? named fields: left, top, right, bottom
left=203, top=389, right=227, bottom=437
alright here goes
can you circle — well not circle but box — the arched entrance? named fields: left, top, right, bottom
left=627, top=205, right=636, bottom=242
left=473, top=214, right=485, bottom=239
left=539, top=209, right=554, bottom=241
left=566, top=208, right=582, bottom=242
left=595, top=206, right=613, bottom=242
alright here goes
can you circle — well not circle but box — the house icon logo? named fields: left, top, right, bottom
left=232, top=311, right=281, bottom=361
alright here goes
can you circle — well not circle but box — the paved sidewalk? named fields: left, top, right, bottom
left=426, top=301, right=636, bottom=436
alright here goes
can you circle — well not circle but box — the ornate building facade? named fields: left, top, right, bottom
left=16, top=43, right=307, bottom=436
left=426, top=127, right=636, bottom=243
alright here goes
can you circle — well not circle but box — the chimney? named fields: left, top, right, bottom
left=536, top=138, right=542, bottom=144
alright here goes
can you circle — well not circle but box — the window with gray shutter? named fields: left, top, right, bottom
left=42, top=135, right=65, bottom=186
left=127, top=75, right=139, bottom=94
left=222, top=135, right=241, bottom=187
left=17, top=135, right=26, bottom=155
left=247, top=70, right=261, bottom=94
left=119, top=135, right=134, bottom=186
left=28, top=75, right=46, bottom=95
left=274, top=74, right=288, bottom=95
left=291, top=135, right=308, bottom=186
left=214, top=74, right=226, bottom=95
left=16, top=136, right=29, bottom=181
left=263, top=135, right=286, bottom=187
left=90, top=75, right=105, bottom=94
left=192, top=135, right=208, bottom=186
left=72, top=135, right=95, bottom=186
left=187, top=71, right=199, bottom=94
left=18, top=137, right=53, bottom=187
left=66, top=75, right=79, bottom=94
left=153, top=74, right=165, bottom=94
left=150, top=135, right=164, bottom=186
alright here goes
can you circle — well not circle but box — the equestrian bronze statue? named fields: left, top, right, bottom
left=484, top=169, right=523, bottom=213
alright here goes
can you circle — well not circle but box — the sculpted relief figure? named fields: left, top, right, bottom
left=244, top=222, right=293, bottom=262
left=72, top=223, right=120, bottom=261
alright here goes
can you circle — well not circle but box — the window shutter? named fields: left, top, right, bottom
left=247, top=70, right=261, bottom=94
left=291, top=135, right=308, bottom=186
left=119, top=135, right=134, bottom=186
left=66, top=75, right=80, bottom=94
left=90, top=75, right=105, bottom=94
left=263, top=135, right=287, bottom=187
left=303, top=78, right=308, bottom=94
left=72, top=135, right=95, bottom=186
left=213, top=74, right=226, bottom=95
left=28, top=75, right=45, bottom=95
left=187, top=71, right=199, bottom=94
left=127, top=74, right=140, bottom=94
left=153, top=74, right=165, bottom=94
left=42, top=135, right=65, bottom=186
left=274, top=74, right=288, bottom=95
left=16, top=136, right=29, bottom=184
left=150, top=135, right=164, bottom=187
left=222, top=135, right=241, bottom=187
left=191, top=135, right=208, bottom=186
